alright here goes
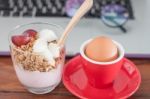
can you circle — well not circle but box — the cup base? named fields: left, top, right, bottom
left=25, top=85, right=56, bottom=94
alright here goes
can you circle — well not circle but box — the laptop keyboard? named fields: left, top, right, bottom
left=0, top=0, right=134, bottom=19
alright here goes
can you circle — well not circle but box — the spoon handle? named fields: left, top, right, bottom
left=58, top=0, right=93, bottom=46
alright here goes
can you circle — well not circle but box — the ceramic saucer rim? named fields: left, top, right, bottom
left=63, top=55, right=141, bottom=99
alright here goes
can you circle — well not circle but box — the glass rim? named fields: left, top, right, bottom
left=8, top=22, right=64, bottom=43
left=9, top=22, right=64, bottom=54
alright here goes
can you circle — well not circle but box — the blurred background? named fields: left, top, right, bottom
left=0, top=0, right=150, bottom=58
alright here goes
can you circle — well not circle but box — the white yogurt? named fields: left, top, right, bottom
left=33, top=29, right=59, bottom=66
left=13, top=29, right=64, bottom=89
left=39, top=29, right=58, bottom=42
left=14, top=64, right=63, bottom=88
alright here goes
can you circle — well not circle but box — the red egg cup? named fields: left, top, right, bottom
left=80, top=39, right=125, bottom=88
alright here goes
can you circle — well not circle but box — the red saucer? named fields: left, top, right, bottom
left=63, top=55, right=141, bottom=99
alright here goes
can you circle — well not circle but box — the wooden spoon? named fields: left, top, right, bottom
left=58, top=0, right=93, bottom=46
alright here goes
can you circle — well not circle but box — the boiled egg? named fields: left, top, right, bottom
left=85, top=36, right=118, bottom=62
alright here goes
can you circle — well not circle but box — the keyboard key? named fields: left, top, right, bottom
left=51, top=7, right=57, bottom=14
left=23, top=12, right=32, bottom=17
left=0, top=0, right=13, bottom=11
left=36, top=0, right=43, bottom=10
left=41, top=0, right=47, bottom=7
left=18, top=0, right=24, bottom=8
left=36, top=11, right=52, bottom=17
left=60, top=7, right=66, bottom=16
left=59, top=0, right=65, bottom=6
left=26, top=0, right=34, bottom=10
left=0, top=0, right=9, bottom=5
left=12, top=11, right=20, bottom=16
left=56, top=2, right=62, bottom=10
left=3, top=10, right=10, bottom=16
left=90, top=8, right=96, bottom=16
left=36, top=9, right=61, bottom=17
left=9, top=0, right=14, bottom=8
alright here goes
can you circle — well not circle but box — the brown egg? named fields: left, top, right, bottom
left=85, top=36, right=118, bottom=62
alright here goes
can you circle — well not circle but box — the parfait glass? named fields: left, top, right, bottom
left=9, top=22, right=65, bottom=94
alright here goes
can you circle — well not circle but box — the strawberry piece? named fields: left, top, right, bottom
left=23, top=29, right=37, bottom=38
left=11, top=35, right=31, bottom=46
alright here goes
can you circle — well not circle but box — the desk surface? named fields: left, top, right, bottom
left=0, top=56, right=150, bottom=99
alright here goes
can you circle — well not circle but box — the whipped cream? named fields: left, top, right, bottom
left=33, top=29, right=60, bottom=65
left=33, top=38, right=48, bottom=53
left=39, top=29, right=58, bottom=42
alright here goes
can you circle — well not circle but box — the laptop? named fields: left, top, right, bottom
left=0, top=0, right=150, bottom=58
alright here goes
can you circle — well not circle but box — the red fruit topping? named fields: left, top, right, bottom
left=23, top=29, right=37, bottom=37
left=11, top=35, right=31, bottom=46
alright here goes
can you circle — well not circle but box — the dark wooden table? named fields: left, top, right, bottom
left=0, top=56, right=150, bottom=99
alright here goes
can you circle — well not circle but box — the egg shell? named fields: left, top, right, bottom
left=85, top=36, right=118, bottom=62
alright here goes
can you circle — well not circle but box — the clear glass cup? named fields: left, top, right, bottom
left=9, top=22, right=65, bottom=94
